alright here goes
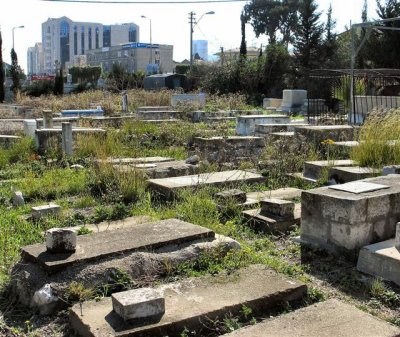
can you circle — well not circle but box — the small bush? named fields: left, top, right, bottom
left=23, top=80, right=54, bottom=97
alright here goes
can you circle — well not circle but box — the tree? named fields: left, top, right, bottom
left=293, top=0, right=324, bottom=86
left=10, top=48, right=22, bottom=95
left=244, top=0, right=299, bottom=47
left=239, top=12, right=247, bottom=60
left=0, top=30, right=4, bottom=103
left=53, top=67, right=64, bottom=95
left=321, top=3, right=340, bottom=69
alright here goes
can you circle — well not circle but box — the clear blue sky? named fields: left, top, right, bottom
left=0, top=0, right=378, bottom=73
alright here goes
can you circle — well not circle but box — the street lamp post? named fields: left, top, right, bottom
left=141, top=15, right=152, bottom=65
left=12, top=25, right=25, bottom=50
left=189, top=11, right=214, bottom=69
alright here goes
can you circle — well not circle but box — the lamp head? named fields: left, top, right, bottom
left=206, top=11, right=215, bottom=15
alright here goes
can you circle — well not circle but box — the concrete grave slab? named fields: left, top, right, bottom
left=301, top=175, right=400, bottom=253
left=260, top=198, right=295, bottom=218
left=99, top=157, right=174, bottom=165
left=242, top=203, right=301, bottom=233
left=22, top=219, right=215, bottom=273
left=222, top=299, right=400, bottom=337
left=329, top=181, right=389, bottom=194
left=115, top=160, right=199, bottom=179
left=236, top=115, right=290, bottom=136
left=329, top=166, right=380, bottom=184
left=246, top=188, right=302, bottom=206
left=303, top=160, right=355, bottom=180
left=70, top=265, right=307, bottom=337
left=148, top=170, right=265, bottom=200
left=357, top=238, right=400, bottom=286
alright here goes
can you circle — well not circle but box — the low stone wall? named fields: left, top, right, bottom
left=194, top=136, right=265, bottom=164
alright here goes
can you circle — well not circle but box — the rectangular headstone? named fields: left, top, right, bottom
left=396, top=222, right=400, bottom=250
left=31, top=204, right=61, bottom=220
left=22, top=219, right=215, bottom=273
left=112, top=288, right=165, bottom=321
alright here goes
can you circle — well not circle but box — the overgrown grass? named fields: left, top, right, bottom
left=351, top=109, right=400, bottom=167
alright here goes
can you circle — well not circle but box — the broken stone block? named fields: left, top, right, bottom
left=396, top=222, right=400, bottom=251
left=31, top=204, right=61, bottom=220
left=215, top=189, right=247, bottom=204
left=112, top=288, right=165, bottom=321
left=12, top=190, right=24, bottom=207
left=185, top=155, right=200, bottom=165
left=31, top=284, right=59, bottom=315
left=260, top=198, right=295, bottom=218
left=46, top=228, right=77, bottom=253
left=382, top=165, right=400, bottom=176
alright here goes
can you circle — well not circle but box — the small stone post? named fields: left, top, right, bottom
left=46, top=228, right=77, bottom=253
left=122, top=91, right=128, bottom=113
left=61, top=122, right=73, bottom=156
left=43, top=110, right=53, bottom=129
left=395, top=222, right=400, bottom=251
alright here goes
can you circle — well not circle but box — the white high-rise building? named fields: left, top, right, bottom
left=32, top=16, right=140, bottom=74
left=27, top=43, right=44, bottom=75
left=192, top=40, right=208, bottom=61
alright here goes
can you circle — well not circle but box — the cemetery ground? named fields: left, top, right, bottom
left=0, top=90, right=400, bottom=336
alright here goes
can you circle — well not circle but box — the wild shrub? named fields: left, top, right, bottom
left=351, top=109, right=400, bottom=167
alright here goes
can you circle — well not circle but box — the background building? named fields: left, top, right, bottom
left=27, top=43, right=44, bottom=75
left=192, top=40, right=208, bottom=61
left=86, top=42, right=173, bottom=74
left=34, top=16, right=139, bottom=74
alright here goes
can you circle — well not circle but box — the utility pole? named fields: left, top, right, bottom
left=189, top=11, right=195, bottom=69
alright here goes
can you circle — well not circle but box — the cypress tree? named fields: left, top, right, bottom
left=239, top=12, right=247, bottom=60
left=10, top=48, right=21, bottom=95
left=293, top=0, right=324, bottom=85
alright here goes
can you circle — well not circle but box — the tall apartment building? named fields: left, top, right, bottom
left=36, top=16, right=139, bottom=74
left=27, top=43, right=44, bottom=75
left=193, top=40, right=208, bottom=61
left=86, top=42, right=174, bottom=74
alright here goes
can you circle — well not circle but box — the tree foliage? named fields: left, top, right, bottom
left=53, top=67, right=64, bottom=96
left=69, top=66, right=102, bottom=84
left=106, top=63, right=145, bottom=91
left=0, top=30, right=4, bottom=103
left=293, top=0, right=324, bottom=83
left=243, top=0, right=299, bottom=46
left=10, top=48, right=22, bottom=94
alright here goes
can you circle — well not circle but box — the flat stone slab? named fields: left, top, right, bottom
left=22, top=219, right=215, bottom=273
left=357, top=238, right=400, bottom=286
left=115, top=160, right=199, bottom=179
left=36, top=127, right=106, bottom=134
left=329, top=181, right=390, bottom=194
left=222, top=299, right=400, bottom=337
left=148, top=170, right=265, bottom=199
left=100, top=157, right=174, bottom=165
left=329, top=166, right=380, bottom=184
left=246, top=188, right=302, bottom=205
left=70, top=265, right=307, bottom=337
left=304, top=160, right=355, bottom=180
left=242, top=204, right=301, bottom=232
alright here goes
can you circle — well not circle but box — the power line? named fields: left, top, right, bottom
left=41, top=0, right=247, bottom=3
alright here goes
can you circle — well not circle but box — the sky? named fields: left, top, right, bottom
left=0, top=0, right=378, bottom=73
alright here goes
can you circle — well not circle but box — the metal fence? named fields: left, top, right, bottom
left=307, top=69, right=400, bottom=124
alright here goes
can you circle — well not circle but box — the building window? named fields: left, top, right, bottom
left=74, top=26, right=78, bottom=55
left=103, top=25, right=111, bottom=47
left=60, top=21, right=70, bottom=67
left=95, top=27, right=99, bottom=49
left=129, top=26, right=137, bottom=42
left=81, top=26, right=85, bottom=54
left=88, top=27, right=92, bottom=50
